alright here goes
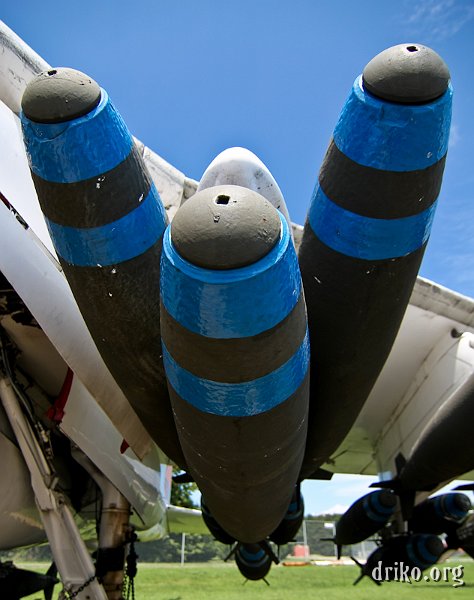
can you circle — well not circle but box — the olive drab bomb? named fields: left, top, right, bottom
left=21, top=68, right=185, bottom=466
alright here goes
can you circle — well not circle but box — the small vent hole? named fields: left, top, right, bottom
left=215, top=194, right=230, bottom=205
left=47, top=69, right=58, bottom=76
left=406, top=46, right=418, bottom=53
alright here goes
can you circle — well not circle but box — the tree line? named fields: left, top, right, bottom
left=0, top=469, right=342, bottom=564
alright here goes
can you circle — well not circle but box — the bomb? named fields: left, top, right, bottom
left=234, top=543, right=275, bottom=581
left=160, top=183, right=309, bottom=542
left=410, top=493, right=471, bottom=535
left=298, top=44, right=452, bottom=478
left=269, top=486, right=305, bottom=546
left=332, top=490, right=397, bottom=558
left=201, top=499, right=236, bottom=545
left=20, top=68, right=184, bottom=465
left=396, top=372, right=474, bottom=492
left=446, top=518, right=474, bottom=558
left=354, top=534, right=445, bottom=585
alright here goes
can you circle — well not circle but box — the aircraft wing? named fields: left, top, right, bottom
left=318, top=276, right=474, bottom=478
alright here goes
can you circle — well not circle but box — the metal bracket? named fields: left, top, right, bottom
left=0, top=375, right=107, bottom=600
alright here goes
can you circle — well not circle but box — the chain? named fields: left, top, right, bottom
left=123, top=574, right=136, bottom=600
left=59, top=574, right=97, bottom=599
left=123, top=532, right=138, bottom=600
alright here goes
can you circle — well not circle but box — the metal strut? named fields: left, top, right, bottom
left=0, top=375, right=108, bottom=600
left=72, top=448, right=132, bottom=600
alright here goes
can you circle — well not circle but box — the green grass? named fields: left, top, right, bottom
left=19, top=561, right=474, bottom=599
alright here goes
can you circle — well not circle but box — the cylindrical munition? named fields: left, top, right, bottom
left=298, top=44, right=452, bottom=477
left=201, top=499, right=236, bottom=545
left=160, top=184, right=309, bottom=542
left=20, top=68, right=184, bottom=466
left=235, top=543, right=273, bottom=581
left=398, top=372, right=474, bottom=491
left=405, top=534, right=445, bottom=571
left=196, top=146, right=293, bottom=237
left=358, top=534, right=445, bottom=584
left=336, top=490, right=397, bottom=546
left=410, top=493, right=471, bottom=535
left=447, top=519, right=474, bottom=556
left=269, top=486, right=304, bottom=546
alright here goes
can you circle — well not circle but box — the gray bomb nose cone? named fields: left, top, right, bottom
left=171, top=185, right=281, bottom=270
left=362, top=44, right=450, bottom=104
left=21, top=67, right=101, bottom=123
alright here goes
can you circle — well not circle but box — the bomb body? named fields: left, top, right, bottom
left=299, top=45, right=452, bottom=477
left=160, top=184, right=309, bottom=542
left=21, top=68, right=184, bottom=465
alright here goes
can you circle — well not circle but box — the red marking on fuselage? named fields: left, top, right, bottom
left=46, top=367, right=74, bottom=423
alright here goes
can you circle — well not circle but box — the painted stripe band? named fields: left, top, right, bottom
left=363, top=496, right=390, bottom=523
left=284, top=504, right=304, bottom=520
left=240, top=547, right=265, bottom=561
left=368, top=492, right=395, bottom=515
left=160, top=293, right=307, bottom=383
left=21, top=89, right=133, bottom=183
left=46, top=184, right=166, bottom=266
left=407, top=537, right=440, bottom=567
left=162, top=331, right=309, bottom=417
left=319, top=140, right=445, bottom=219
left=31, top=143, right=152, bottom=228
left=309, top=187, right=437, bottom=260
left=160, top=214, right=302, bottom=338
left=238, top=548, right=268, bottom=567
left=333, top=76, right=452, bottom=172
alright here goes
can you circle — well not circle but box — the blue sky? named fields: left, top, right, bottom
left=3, top=1, right=473, bottom=514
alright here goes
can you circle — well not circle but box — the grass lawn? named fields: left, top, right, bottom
left=19, top=561, right=473, bottom=599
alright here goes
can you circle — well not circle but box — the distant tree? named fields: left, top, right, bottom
left=170, top=468, right=198, bottom=509
left=136, top=533, right=226, bottom=563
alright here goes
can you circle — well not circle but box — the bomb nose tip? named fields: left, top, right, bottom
left=21, top=67, right=101, bottom=123
left=170, top=184, right=282, bottom=270
left=455, top=492, right=472, bottom=512
left=422, top=534, right=445, bottom=557
left=362, top=43, right=450, bottom=104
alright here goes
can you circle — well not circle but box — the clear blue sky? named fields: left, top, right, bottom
left=3, top=1, right=473, bottom=514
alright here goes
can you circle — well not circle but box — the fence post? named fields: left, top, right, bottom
left=181, top=533, right=186, bottom=566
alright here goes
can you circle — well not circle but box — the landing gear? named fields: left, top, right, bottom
left=0, top=374, right=135, bottom=599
